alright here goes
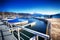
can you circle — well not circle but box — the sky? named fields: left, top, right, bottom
left=0, top=0, right=60, bottom=15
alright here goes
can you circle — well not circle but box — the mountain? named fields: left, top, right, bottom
left=51, top=13, right=60, bottom=18
left=32, top=13, right=43, bottom=17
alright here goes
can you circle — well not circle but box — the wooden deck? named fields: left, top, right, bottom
left=0, top=21, right=17, bottom=40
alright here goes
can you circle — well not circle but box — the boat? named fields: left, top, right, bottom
left=7, top=18, right=28, bottom=26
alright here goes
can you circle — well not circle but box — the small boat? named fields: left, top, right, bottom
left=2, top=17, right=16, bottom=21
left=7, top=18, right=28, bottom=26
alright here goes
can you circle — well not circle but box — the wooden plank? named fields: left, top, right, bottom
left=0, top=22, right=17, bottom=40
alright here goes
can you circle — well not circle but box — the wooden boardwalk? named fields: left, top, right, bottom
left=0, top=21, right=17, bottom=40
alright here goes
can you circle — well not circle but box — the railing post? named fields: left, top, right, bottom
left=18, top=28, right=20, bottom=40
left=10, top=24, right=13, bottom=35
left=36, top=35, right=38, bottom=40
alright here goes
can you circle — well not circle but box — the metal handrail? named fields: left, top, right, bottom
left=3, top=20, right=50, bottom=40
left=13, top=31, right=24, bottom=40
left=20, top=36, right=24, bottom=40
left=19, top=27, right=49, bottom=40
left=20, top=32, right=30, bottom=38
left=10, top=23, right=50, bottom=40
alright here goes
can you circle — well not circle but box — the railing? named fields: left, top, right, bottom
left=3, top=20, right=50, bottom=40
left=19, top=27, right=49, bottom=40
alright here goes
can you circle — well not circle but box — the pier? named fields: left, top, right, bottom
left=3, top=18, right=50, bottom=40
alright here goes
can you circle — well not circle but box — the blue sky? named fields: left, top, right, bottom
left=0, top=0, right=60, bottom=15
